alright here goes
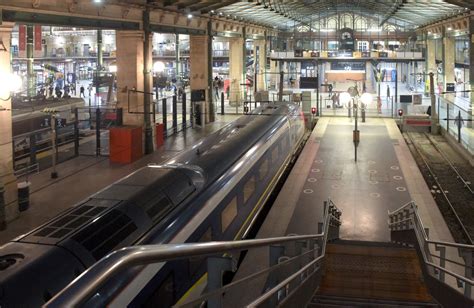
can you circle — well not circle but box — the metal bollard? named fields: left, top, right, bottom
left=220, top=92, right=225, bottom=115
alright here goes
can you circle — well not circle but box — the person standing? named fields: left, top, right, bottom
left=213, top=76, right=220, bottom=100
left=80, top=86, right=85, bottom=98
left=328, top=84, right=333, bottom=98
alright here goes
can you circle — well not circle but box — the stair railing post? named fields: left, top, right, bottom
left=459, top=249, right=473, bottom=298
left=264, top=245, right=285, bottom=306
left=435, top=244, right=446, bottom=282
left=294, top=240, right=305, bottom=270
left=207, top=256, right=234, bottom=308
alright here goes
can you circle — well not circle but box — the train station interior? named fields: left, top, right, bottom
left=0, top=0, right=473, bottom=307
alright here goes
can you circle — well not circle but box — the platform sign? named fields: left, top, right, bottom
left=300, top=77, right=318, bottom=89
left=18, top=25, right=26, bottom=51
left=34, top=25, right=42, bottom=51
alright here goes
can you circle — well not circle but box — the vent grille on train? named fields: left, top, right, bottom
left=32, top=202, right=109, bottom=239
left=72, top=209, right=137, bottom=260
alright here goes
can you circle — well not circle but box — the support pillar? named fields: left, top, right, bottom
left=190, top=32, right=212, bottom=123
left=116, top=30, right=153, bottom=149
left=0, top=23, right=18, bottom=228
left=426, top=38, right=436, bottom=73
left=175, top=34, right=180, bottom=79
left=97, top=29, right=103, bottom=70
left=253, top=38, right=267, bottom=92
left=207, top=21, right=214, bottom=122
left=143, top=11, right=153, bottom=154
left=469, top=17, right=474, bottom=127
left=26, top=25, right=35, bottom=97
left=442, top=30, right=455, bottom=90
left=229, top=35, right=245, bottom=104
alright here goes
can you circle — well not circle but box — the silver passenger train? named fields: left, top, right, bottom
left=0, top=102, right=306, bottom=307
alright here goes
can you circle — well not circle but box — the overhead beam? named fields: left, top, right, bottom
left=150, top=23, right=205, bottom=35
left=442, top=0, right=474, bottom=10
left=1, top=9, right=140, bottom=30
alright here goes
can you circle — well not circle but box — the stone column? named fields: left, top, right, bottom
left=190, top=34, right=212, bottom=123
left=229, top=36, right=245, bottom=104
left=97, top=29, right=103, bottom=70
left=175, top=34, right=180, bottom=79
left=116, top=30, right=152, bottom=129
left=469, top=17, right=474, bottom=124
left=426, top=39, right=437, bottom=74
left=442, top=31, right=455, bottom=89
left=253, top=38, right=267, bottom=92
left=26, top=25, right=35, bottom=97
left=0, top=23, right=18, bottom=228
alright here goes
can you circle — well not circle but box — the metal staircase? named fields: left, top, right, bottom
left=310, top=240, right=438, bottom=307
left=44, top=200, right=474, bottom=308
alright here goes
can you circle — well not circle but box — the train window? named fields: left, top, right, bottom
left=221, top=197, right=238, bottom=232
left=243, top=176, right=256, bottom=204
left=200, top=227, right=212, bottom=243
left=259, top=159, right=269, bottom=181
left=281, top=136, right=287, bottom=150
left=144, top=272, right=174, bottom=308
left=272, top=145, right=279, bottom=163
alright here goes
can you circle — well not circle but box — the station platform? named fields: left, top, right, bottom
left=0, top=115, right=238, bottom=245
left=224, top=116, right=456, bottom=306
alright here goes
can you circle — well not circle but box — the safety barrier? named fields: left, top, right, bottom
left=45, top=199, right=342, bottom=307
left=389, top=201, right=474, bottom=303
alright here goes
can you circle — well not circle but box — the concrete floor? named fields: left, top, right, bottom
left=223, top=117, right=457, bottom=307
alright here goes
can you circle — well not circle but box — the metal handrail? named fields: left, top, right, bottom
left=45, top=200, right=341, bottom=307
left=179, top=247, right=318, bottom=307
left=388, top=201, right=474, bottom=297
left=389, top=201, right=474, bottom=250
left=14, top=163, right=39, bottom=178
left=247, top=198, right=338, bottom=306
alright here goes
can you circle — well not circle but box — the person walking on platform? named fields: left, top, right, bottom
left=386, top=84, right=391, bottom=103
left=80, top=86, right=85, bottom=98
left=328, top=84, right=333, bottom=98
left=331, top=92, right=338, bottom=108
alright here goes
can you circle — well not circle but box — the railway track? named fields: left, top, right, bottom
left=404, top=131, right=474, bottom=244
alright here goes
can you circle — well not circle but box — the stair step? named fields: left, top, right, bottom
left=315, top=241, right=433, bottom=303
left=332, top=239, right=410, bottom=249
left=310, top=295, right=438, bottom=307
left=326, top=243, right=418, bottom=258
